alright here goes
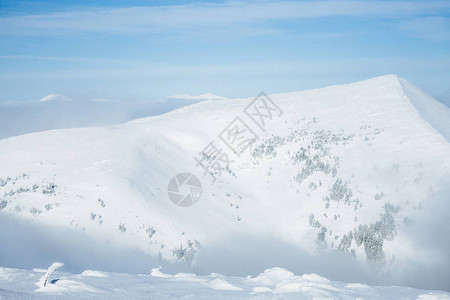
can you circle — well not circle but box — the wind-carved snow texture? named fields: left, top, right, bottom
left=0, top=266, right=449, bottom=299
left=0, top=75, right=449, bottom=291
left=36, top=262, right=64, bottom=288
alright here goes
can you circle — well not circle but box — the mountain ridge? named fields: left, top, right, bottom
left=0, top=75, right=449, bottom=290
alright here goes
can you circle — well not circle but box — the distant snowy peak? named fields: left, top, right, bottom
left=167, top=93, right=228, bottom=101
left=39, top=93, right=72, bottom=102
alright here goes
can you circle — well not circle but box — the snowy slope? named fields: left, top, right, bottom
left=398, top=78, right=450, bottom=141
left=1, top=266, right=449, bottom=299
left=0, top=75, right=449, bottom=291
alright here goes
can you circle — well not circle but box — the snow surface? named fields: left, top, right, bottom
left=0, top=75, right=449, bottom=293
left=0, top=266, right=449, bottom=299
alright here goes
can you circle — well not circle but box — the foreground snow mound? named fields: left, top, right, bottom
left=0, top=266, right=449, bottom=299
left=0, top=75, right=449, bottom=290
left=36, top=262, right=64, bottom=288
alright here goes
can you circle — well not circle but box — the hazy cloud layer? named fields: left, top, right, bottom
left=1, top=1, right=449, bottom=36
left=0, top=97, right=206, bottom=140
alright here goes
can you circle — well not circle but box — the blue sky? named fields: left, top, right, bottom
left=0, top=0, right=449, bottom=105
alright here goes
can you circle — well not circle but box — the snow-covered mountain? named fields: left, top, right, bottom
left=1, top=75, right=449, bottom=291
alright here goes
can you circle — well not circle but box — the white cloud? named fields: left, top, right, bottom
left=91, top=98, right=110, bottom=103
left=39, top=93, right=72, bottom=102
left=1, top=1, right=449, bottom=36
left=0, top=100, right=16, bottom=107
left=399, top=17, right=450, bottom=40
